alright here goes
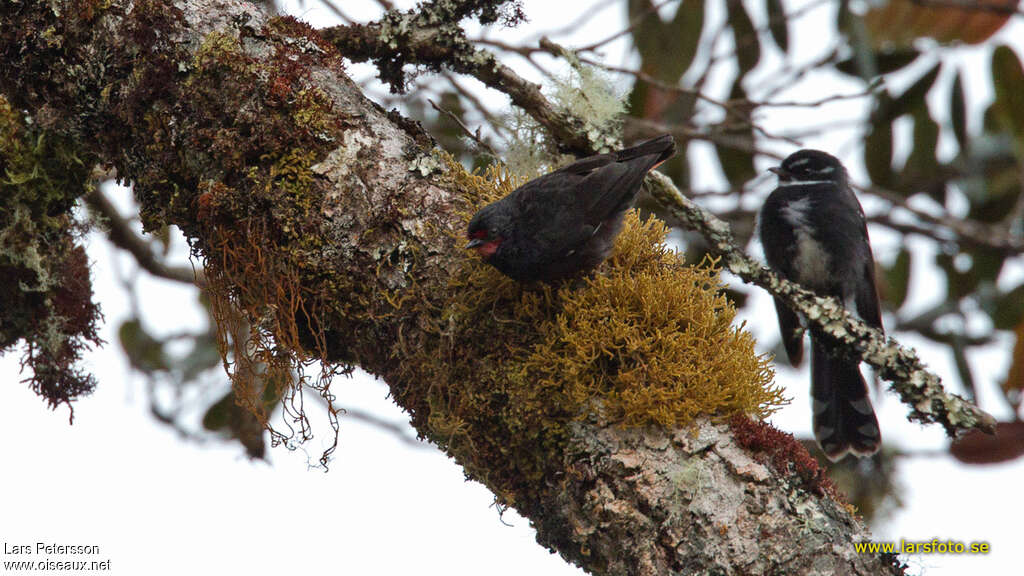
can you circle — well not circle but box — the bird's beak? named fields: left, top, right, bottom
left=768, top=166, right=789, bottom=178
left=465, top=239, right=484, bottom=250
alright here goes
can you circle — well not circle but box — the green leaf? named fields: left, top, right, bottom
left=971, top=247, right=1007, bottom=288
left=835, top=49, right=920, bottom=78
left=950, top=69, right=968, bottom=151
left=883, top=248, right=911, bottom=310
left=727, top=0, right=760, bottom=74
left=940, top=247, right=1006, bottom=301
left=765, top=0, right=788, bottom=53
left=202, top=392, right=234, bottom=431
left=118, top=319, right=169, bottom=373
left=935, top=252, right=973, bottom=301
left=990, top=45, right=1024, bottom=150
left=628, top=0, right=704, bottom=83
left=885, top=61, right=941, bottom=122
left=951, top=341, right=978, bottom=402
left=902, top=108, right=941, bottom=201
left=669, top=0, right=707, bottom=79
left=180, top=336, right=222, bottom=382
left=627, top=0, right=705, bottom=122
left=970, top=155, right=1022, bottom=222
left=865, top=98, right=894, bottom=188
left=993, top=283, right=1024, bottom=330
left=715, top=80, right=756, bottom=184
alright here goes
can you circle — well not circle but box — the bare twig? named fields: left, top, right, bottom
left=574, top=0, right=682, bottom=54
left=516, top=0, right=619, bottom=45
left=84, top=189, right=207, bottom=287
left=318, top=0, right=355, bottom=24
left=442, top=72, right=508, bottom=135
left=342, top=407, right=430, bottom=449
left=563, top=51, right=801, bottom=146
left=428, top=97, right=498, bottom=156
left=753, top=80, right=882, bottom=109
left=323, top=5, right=616, bottom=154
left=863, top=183, right=1024, bottom=254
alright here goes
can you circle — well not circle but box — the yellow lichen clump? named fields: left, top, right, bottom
left=400, top=158, right=785, bottom=503
left=520, top=216, right=781, bottom=429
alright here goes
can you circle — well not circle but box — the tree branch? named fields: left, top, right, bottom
left=0, top=0, right=909, bottom=573
left=645, top=171, right=997, bottom=438
left=910, top=0, right=1023, bottom=16
left=84, top=189, right=207, bottom=287
left=322, top=0, right=996, bottom=439
left=321, top=3, right=613, bottom=154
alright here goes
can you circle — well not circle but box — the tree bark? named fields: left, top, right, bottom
left=0, top=0, right=902, bottom=573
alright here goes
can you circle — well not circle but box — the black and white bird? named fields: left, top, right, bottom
left=759, top=149, right=882, bottom=461
left=466, top=135, right=675, bottom=282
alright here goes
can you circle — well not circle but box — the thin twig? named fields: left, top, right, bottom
left=323, top=9, right=609, bottom=154
left=518, top=0, right=620, bottom=44
left=863, top=183, right=1024, bottom=254
left=574, top=0, right=683, bottom=54
left=428, top=97, right=498, bottom=156
left=84, top=188, right=207, bottom=287
left=442, top=72, right=508, bottom=136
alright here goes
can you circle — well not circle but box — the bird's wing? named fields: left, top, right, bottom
left=759, top=189, right=801, bottom=280
left=831, top=189, right=883, bottom=330
left=855, top=230, right=883, bottom=330
left=511, top=174, right=597, bottom=255
left=773, top=296, right=804, bottom=366
left=578, top=161, right=647, bottom=224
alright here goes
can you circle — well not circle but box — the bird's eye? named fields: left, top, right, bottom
left=469, top=229, right=488, bottom=240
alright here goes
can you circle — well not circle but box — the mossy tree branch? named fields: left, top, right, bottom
left=323, top=0, right=995, bottom=441
left=0, top=0, right=902, bottom=573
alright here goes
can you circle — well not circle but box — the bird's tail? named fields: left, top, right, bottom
left=615, top=134, right=676, bottom=168
left=810, top=335, right=881, bottom=461
left=583, top=135, right=676, bottom=219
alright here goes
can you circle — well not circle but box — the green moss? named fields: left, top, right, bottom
left=396, top=157, right=785, bottom=506
left=290, top=87, right=338, bottom=142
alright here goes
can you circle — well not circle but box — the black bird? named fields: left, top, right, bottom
left=466, top=135, right=675, bottom=282
left=759, top=149, right=882, bottom=461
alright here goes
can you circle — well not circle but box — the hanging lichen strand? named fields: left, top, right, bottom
left=391, top=158, right=786, bottom=508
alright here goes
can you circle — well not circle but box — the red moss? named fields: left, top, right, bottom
left=263, top=15, right=341, bottom=59
left=728, top=413, right=845, bottom=503
left=52, top=246, right=103, bottom=339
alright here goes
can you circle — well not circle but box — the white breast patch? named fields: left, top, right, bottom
left=793, top=229, right=831, bottom=284
left=779, top=197, right=830, bottom=285
left=780, top=196, right=811, bottom=228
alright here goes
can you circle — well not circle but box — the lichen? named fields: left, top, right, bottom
left=395, top=156, right=785, bottom=507
left=549, top=58, right=625, bottom=153
left=500, top=60, right=624, bottom=176
left=0, top=95, right=102, bottom=416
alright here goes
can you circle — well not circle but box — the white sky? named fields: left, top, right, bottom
left=2, top=1, right=1024, bottom=574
